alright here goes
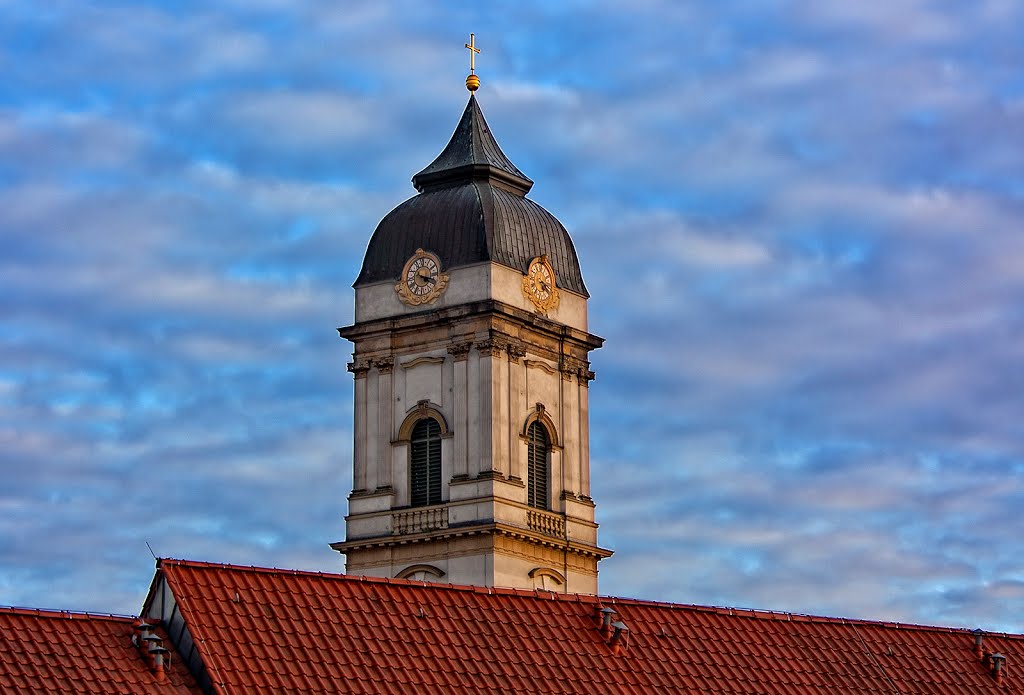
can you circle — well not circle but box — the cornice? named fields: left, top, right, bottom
left=339, top=299, right=604, bottom=351
left=333, top=522, right=613, bottom=560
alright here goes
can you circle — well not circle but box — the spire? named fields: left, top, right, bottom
left=412, top=95, right=534, bottom=195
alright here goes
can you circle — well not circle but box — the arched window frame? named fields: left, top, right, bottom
left=528, top=566, right=566, bottom=591
left=525, top=421, right=550, bottom=509
left=519, top=405, right=561, bottom=448
left=396, top=402, right=451, bottom=508
left=521, top=405, right=558, bottom=511
left=396, top=564, right=446, bottom=581
left=397, top=401, right=450, bottom=440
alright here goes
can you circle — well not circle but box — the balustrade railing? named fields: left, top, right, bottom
left=527, top=509, right=565, bottom=537
left=393, top=506, right=449, bottom=535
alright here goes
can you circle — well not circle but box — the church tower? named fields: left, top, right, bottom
left=332, top=51, right=611, bottom=594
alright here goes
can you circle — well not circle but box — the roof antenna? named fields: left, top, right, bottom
left=146, top=541, right=158, bottom=560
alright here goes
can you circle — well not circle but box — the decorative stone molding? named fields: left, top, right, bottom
left=506, top=341, right=527, bottom=363
left=347, top=358, right=371, bottom=378
left=396, top=564, right=446, bottom=580
left=372, top=356, right=394, bottom=374
left=528, top=566, right=566, bottom=587
left=475, top=338, right=508, bottom=358
left=520, top=403, right=561, bottom=448
left=401, top=356, right=445, bottom=369
left=560, top=356, right=584, bottom=381
left=523, top=359, right=557, bottom=375
left=560, top=356, right=596, bottom=384
left=396, top=400, right=450, bottom=441
left=446, top=341, right=473, bottom=361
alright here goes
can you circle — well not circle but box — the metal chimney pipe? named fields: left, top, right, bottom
left=149, top=645, right=169, bottom=682
left=609, top=621, right=630, bottom=653
left=991, top=653, right=1006, bottom=685
left=972, top=628, right=985, bottom=660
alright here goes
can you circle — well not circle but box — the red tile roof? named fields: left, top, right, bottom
left=0, top=606, right=200, bottom=694
left=156, top=558, right=1024, bottom=694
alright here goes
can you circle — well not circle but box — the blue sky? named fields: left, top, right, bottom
left=2, top=1, right=1023, bottom=632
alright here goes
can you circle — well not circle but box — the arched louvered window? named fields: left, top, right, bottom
left=410, top=418, right=442, bottom=507
left=526, top=421, right=550, bottom=510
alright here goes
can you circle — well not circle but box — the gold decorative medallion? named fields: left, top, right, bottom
left=396, top=249, right=449, bottom=306
left=522, top=255, right=560, bottom=313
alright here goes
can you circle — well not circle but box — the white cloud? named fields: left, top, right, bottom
left=224, top=91, right=377, bottom=146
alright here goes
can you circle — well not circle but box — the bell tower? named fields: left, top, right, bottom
left=331, top=52, right=611, bottom=593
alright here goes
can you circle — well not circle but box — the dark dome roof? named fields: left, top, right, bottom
left=354, top=96, right=587, bottom=297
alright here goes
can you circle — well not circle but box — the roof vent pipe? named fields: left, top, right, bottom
left=990, top=653, right=1006, bottom=685
left=149, top=645, right=169, bottom=683
left=142, top=632, right=163, bottom=668
left=133, top=620, right=156, bottom=646
left=599, top=607, right=617, bottom=636
left=973, top=628, right=985, bottom=659
left=609, top=620, right=630, bottom=653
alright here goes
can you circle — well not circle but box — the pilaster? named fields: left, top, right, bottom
left=348, top=358, right=370, bottom=493
left=448, top=341, right=471, bottom=479
left=375, top=357, right=394, bottom=491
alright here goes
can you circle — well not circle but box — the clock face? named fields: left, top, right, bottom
left=407, top=255, right=439, bottom=296
left=526, top=262, right=553, bottom=301
left=396, top=249, right=449, bottom=306
left=522, top=256, right=560, bottom=312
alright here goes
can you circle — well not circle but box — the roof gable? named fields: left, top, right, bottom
left=151, top=559, right=1024, bottom=694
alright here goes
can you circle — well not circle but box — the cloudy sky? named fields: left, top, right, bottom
left=3, top=1, right=1023, bottom=633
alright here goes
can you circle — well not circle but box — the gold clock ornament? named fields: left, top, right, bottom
left=396, top=249, right=449, bottom=306
left=522, top=255, right=560, bottom=313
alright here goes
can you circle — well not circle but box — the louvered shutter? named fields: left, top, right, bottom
left=410, top=419, right=442, bottom=507
left=527, top=422, right=549, bottom=509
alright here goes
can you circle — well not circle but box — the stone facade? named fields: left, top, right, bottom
left=333, top=262, right=610, bottom=593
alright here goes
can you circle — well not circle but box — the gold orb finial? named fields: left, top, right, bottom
left=464, top=33, right=481, bottom=92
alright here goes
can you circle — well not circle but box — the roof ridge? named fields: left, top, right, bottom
left=599, top=595, right=1024, bottom=635
left=160, top=557, right=603, bottom=601
left=157, top=559, right=1024, bottom=638
left=0, top=605, right=138, bottom=622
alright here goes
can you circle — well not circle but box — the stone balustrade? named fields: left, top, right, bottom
left=393, top=506, right=449, bottom=535
left=527, top=509, right=565, bottom=538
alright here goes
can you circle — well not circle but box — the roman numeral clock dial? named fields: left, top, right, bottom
left=396, top=249, right=450, bottom=306
left=522, top=255, right=560, bottom=313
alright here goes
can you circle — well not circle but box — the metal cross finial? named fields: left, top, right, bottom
left=465, top=33, right=481, bottom=74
